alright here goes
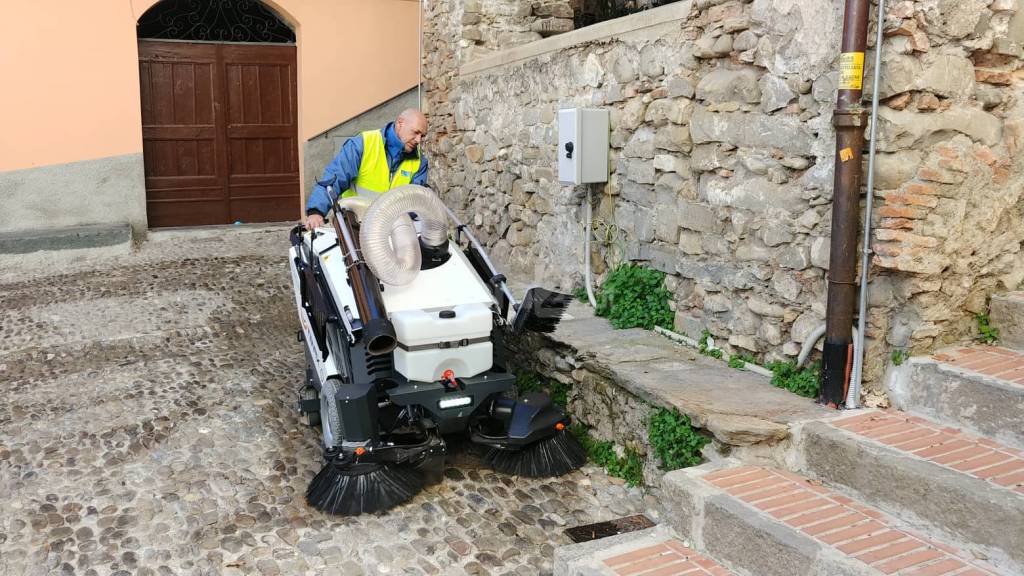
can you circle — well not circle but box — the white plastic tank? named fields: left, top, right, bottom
left=390, top=302, right=493, bottom=382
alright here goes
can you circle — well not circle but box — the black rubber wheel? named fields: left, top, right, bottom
left=299, top=386, right=321, bottom=427
left=300, top=362, right=321, bottom=426
left=319, top=378, right=343, bottom=450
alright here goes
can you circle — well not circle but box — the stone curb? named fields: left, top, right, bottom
left=0, top=223, right=131, bottom=254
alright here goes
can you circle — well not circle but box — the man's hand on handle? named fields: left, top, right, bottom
left=305, top=213, right=325, bottom=231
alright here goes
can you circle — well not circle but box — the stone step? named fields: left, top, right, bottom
left=0, top=223, right=132, bottom=254
left=554, top=525, right=735, bottom=575
left=889, top=347, right=1024, bottom=449
left=991, top=292, right=1024, bottom=350
left=503, top=276, right=830, bottom=448
left=794, top=410, right=1024, bottom=573
left=663, top=463, right=1004, bottom=576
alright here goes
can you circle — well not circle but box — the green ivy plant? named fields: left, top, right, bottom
left=606, top=447, right=644, bottom=486
left=890, top=349, right=908, bottom=366
left=515, top=371, right=571, bottom=408
left=570, top=424, right=644, bottom=487
left=975, top=313, right=1000, bottom=345
left=648, top=408, right=709, bottom=470
left=549, top=380, right=570, bottom=408
left=515, top=371, right=543, bottom=395
left=698, top=329, right=724, bottom=359
left=728, top=353, right=755, bottom=370
left=595, top=264, right=673, bottom=330
left=766, top=360, right=821, bottom=399
left=572, top=286, right=589, bottom=303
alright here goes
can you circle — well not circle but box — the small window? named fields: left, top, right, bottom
left=574, top=0, right=682, bottom=28
left=137, top=0, right=295, bottom=44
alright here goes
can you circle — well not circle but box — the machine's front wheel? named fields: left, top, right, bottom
left=319, top=378, right=343, bottom=449
left=299, top=385, right=321, bottom=427
left=298, top=360, right=321, bottom=426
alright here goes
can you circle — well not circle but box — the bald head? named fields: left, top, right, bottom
left=395, top=108, right=427, bottom=153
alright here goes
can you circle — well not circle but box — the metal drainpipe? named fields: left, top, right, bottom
left=821, top=0, right=871, bottom=408
left=418, top=0, right=423, bottom=109
left=848, top=0, right=888, bottom=409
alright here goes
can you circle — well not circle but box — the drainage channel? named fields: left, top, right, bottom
left=564, top=514, right=656, bottom=543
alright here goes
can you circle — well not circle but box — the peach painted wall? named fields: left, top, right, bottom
left=0, top=0, right=420, bottom=173
left=0, top=2, right=144, bottom=172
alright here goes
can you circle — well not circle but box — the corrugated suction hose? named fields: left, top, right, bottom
left=360, top=185, right=449, bottom=286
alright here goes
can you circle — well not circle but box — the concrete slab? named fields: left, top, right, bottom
left=991, top=292, right=1024, bottom=350
left=505, top=281, right=829, bottom=446
left=890, top=354, right=1024, bottom=449
left=0, top=223, right=131, bottom=254
left=794, top=416, right=1024, bottom=573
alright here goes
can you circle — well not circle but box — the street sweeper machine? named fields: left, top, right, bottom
left=288, top=183, right=586, bottom=515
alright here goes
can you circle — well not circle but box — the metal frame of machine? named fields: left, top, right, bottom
left=287, top=185, right=582, bottom=515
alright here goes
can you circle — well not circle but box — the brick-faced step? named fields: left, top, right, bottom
left=890, top=348, right=1024, bottom=449
left=554, top=525, right=735, bottom=576
left=794, top=411, right=1024, bottom=573
left=663, top=463, right=1004, bottom=576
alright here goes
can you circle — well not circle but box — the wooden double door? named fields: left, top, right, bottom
left=139, top=41, right=299, bottom=227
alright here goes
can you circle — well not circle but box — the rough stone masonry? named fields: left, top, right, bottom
left=422, top=0, right=1024, bottom=404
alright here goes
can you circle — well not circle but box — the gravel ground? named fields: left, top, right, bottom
left=0, top=225, right=652, bottom=576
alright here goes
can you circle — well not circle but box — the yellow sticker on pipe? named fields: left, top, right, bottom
left=840, top=147, right=855, bottom=162
left=839, top=52, right=865, bottom=90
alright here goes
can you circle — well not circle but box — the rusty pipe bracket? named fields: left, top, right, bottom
left=832, top=108, right=868, bottom=128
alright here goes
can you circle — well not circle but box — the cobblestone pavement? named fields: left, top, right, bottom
left=0, top=226, right=652, bottom=576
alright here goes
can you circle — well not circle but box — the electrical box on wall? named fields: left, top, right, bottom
left=558, top=108, right=609, bottom=185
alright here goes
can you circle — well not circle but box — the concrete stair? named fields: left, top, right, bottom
left=991, top=292, right=1024, bottom=350
left=555, top=525, right=735, bottom=575
left=541, top=279, right=1023, bottom=574
left=662, top=463, right=1005, bottom=576
left=889, top=346, right=1024, bottom=449
left=792, top=411, right=1024, bottom=572
left=679, top=298, right=1024, bottom=574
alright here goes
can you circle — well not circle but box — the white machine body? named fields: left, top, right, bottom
left=290, top=227, right=497, bottom=384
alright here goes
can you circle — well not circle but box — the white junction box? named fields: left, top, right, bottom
left=558, top=107, right=609, bottom=184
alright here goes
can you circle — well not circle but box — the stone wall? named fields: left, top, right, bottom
left=505, top=331, right=680, bottom=488
left=460, top=0, right=575, bottom=60
left=423, top=0, right=1024, bottom=403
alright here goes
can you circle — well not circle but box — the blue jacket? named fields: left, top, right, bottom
left=306, top=122, right=429, bottom=216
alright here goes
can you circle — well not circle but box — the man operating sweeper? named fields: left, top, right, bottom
left=305, top=109, right=429, bottom=230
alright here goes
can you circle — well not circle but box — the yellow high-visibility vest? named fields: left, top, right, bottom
left=343, top=129, right=422, bottom=198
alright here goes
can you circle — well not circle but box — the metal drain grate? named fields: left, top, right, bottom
left=563, top=514, right=656, bottom=543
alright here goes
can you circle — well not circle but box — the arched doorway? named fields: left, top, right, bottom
left=137, top=0, right=299, bottom=227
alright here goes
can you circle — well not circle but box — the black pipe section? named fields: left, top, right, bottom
left=822, top=0, right=871, bottom=408
left=333, top=210, right=397, bottom=356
